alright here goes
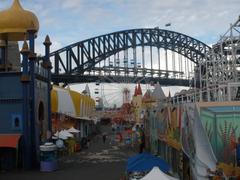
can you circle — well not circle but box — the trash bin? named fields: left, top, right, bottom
left=40, top=142, right=57, bottom=172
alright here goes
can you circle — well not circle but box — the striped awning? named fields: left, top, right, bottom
left=51, top=86, right=95, bottom=119
left=51, top=86, right=77, bottom=117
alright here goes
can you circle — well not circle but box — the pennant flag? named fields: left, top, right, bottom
left=165, top=23, right=171, bottom=27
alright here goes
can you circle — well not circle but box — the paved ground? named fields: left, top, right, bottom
left=0, top=126, right=135, bottom=180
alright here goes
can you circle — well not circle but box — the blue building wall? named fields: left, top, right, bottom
left=0, top=73, right=22, bottom=96
left=0, top=73, right=23, bottom=134
left=0, top=71, right=51, bottom=168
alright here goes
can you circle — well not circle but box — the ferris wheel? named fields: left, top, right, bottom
left=92, top=45, right=183, bottom=108
left=94, top=73, right=153, bottom=109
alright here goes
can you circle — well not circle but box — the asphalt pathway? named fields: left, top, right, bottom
left=0, top=127, right=135, bottom=180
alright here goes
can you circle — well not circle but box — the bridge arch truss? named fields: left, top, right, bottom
left=49, top=28, right=211, bottom=86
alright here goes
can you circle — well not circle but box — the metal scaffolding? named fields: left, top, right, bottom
left=173, top=16, right=240, bottom=103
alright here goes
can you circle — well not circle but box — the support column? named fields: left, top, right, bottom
left=20, top=40, right=31, bottom=169
left=172, top=51, right=175, bottom=77
left=28, top=29, right=38, bottom=165
left=142, top=46, right=145, bottom=76
left=165, top=49, right=168, bottom=77
left=43, top=35, right=52, bottom=133
left=150, top=46, right=153, bottom=77
left=133, top=47, right=137, bottom=75
left=199, top=64, right=203, bottom=102
left=158, top=47, right=160, bottom=77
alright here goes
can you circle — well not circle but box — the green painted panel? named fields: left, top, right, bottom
left=200, top=106, right=240, bottom=164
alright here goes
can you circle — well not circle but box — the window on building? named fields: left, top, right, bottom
left=14, top=117, right=20, bottom=128
left=11, top=114, right=22, bottom=130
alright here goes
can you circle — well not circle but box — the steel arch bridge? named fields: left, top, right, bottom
left=49, top=28, right=211, bottom=86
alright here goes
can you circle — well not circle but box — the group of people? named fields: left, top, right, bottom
left=102, top=123, right=146, bottom=154
left=102, top=128, right=123, bottom=144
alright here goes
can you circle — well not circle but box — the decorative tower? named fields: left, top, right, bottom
left=137, top=83, right=143, bottom=96
left=0, top=0, right=39, bottom=71
left=131, top=83, right=143, bottom=124
left=123, top=88, right=130, bottom=104
left=0, top=0, right=52, bottom=169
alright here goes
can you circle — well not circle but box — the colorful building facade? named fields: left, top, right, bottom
left=145, top=86, right=240, bottom=179
left=132, top=83, right=143, bottom=124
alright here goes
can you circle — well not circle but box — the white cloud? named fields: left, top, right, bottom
left=9, top=0, right=237, bottom=47
left=61, top=0, right=82, bottom=9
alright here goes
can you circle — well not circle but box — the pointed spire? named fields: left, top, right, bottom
left=43, top=35, right=52, bottom=46
left=168, top=91, right=171, bottom=98
left=143, top=89, right=153, bottom=102
left=20, top=40, right=29, bottom=54
left=11, top=0, right=23, bottom=10
left=152, top=82, right=166, bottom=100
left=143, top=89, right=151, bottom=99
left=137, top=83, right=142, bottom=95
left=134, top=86, right=138, bottom=96
left=85, top=84, right=91, bottom=97
left=143, top=91, right=149, bottom=100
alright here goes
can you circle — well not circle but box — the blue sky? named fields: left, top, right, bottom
left=1, top=0, right=240, bottom=54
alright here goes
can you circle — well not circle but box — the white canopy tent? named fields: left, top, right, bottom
left=140, top=167, right=178, bottom=180
left=53, top=130, right=73, bottom=140
left=60, top=130, right=74, bottom=138
left=67, top=127, right=80, bottom=133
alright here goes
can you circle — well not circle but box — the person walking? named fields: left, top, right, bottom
left=87, top=138, right=91, bottom=149
left=102, top=133, right=107, bottom=144
left=236, top=137, right=240, bottom=167
left=138, top=130, right=145, bottom=153
left=119, top=132, right=123, bottom=143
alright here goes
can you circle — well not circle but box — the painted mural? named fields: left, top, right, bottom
left=200, top=105, right=240, bottom=165
left=146, top=98, right=240, bottom=178
left=181, top=105, right=196, bottom=159
left=134, top=83, right=240, bottom=178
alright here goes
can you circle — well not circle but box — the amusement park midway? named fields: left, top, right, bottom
left=1, top=0, right=240, bottom=180
left=0, top=125, right=136, bottom=180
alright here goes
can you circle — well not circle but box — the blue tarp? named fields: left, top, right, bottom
left=127, top=153, right=153, bottom=168
left=127, top=153, right=170, bottom=173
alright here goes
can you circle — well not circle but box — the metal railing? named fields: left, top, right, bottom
left=170, top=82, right=240, bottom=105
left=34, top=63, right=49, bottom=78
